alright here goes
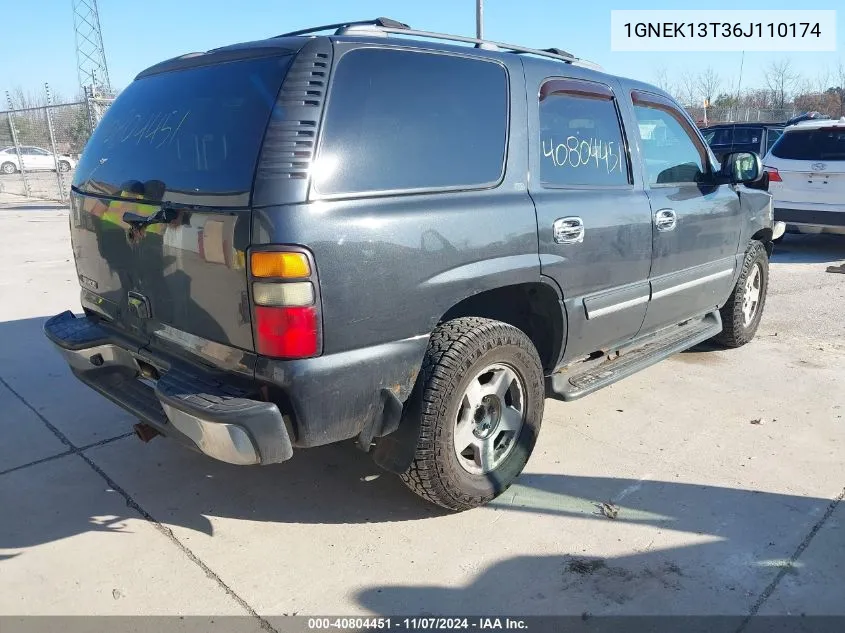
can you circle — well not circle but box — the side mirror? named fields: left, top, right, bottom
left=720, top=151, right=763, bottom=186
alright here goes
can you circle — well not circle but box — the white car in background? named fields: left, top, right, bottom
left=0, top=146, right=76, bottom=174
left=763, top=117, right=845, bottom=236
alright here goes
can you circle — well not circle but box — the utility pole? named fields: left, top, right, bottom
left=476, top=0, right=484, bottom=39
left=735, top=50, right=745, bottom=121
left=72, top=0, right=112, bottom=96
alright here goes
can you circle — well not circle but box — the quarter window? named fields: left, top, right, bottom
left=632, top=92, right=709, bottom=185
left=539, top=80, right=629, bottom=187
left=315, top=48, right=508, bottom=196
left=765, top=129, right=783, bottom=153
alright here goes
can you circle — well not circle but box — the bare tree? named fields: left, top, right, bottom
left=4, top=85, right=66, bottom=111
left=764, top=59, right=799, bottom=109
left=677, top=71, right=699, bottom=107
left=834, top=61, right=845, bottom=117
left=696, top=67, right=721, bottom=107
left=814, top=67, right=832, bottom=94
left=654, top=65, right=675, bottom=95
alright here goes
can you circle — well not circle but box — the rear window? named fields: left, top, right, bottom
left=74, top=54, right=292, bottom=204
left=731, top=127, right=762, bottom=145
left=313, top=48, right=508, bottom=196
left=704, top=127, right=733, bottom=146
left=771, top=127, right=845, bottom=161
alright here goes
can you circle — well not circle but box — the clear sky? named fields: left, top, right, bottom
left=2, top=0, right=843, bottom=102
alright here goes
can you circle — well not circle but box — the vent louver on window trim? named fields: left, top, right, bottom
left=254, top=39, right=333, bottom=196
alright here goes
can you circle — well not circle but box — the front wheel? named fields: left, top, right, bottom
left=1, top=162, right=17, bottom=175
left=713, top=241, right=769, bottom=348
left=58, top=161, right=71, bottom=173
left=400, top=317, right=545, bottom=511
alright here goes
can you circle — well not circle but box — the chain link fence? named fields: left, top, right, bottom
left=0, top=94, right=113, bottom=202
left=685, top=106, right=798, bottom=127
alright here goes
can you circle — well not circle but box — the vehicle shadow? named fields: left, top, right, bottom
left=353, top=472, right=842, bottom=619
left=0, top=203, right=68, bottom=211
left=771, top=233, right=845, bottom=265
left=0, top=311, right=840, bottom=606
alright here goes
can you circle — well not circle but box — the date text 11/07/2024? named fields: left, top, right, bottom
left=623, top=22, right=821, bottom=39
left=307, top=618, right=529, bottom=630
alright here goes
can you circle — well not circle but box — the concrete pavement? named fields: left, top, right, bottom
left=0, top=194, right=843, bottom=622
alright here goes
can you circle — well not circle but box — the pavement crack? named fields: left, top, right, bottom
left=737, top=485, right=845, bottom=631
left=78, top=432, right=134, bottom=452
left=0, top=374, right=278, bottom=633
left=0, top=449, right=73, bottom=477
left=0, top=433, right=134, bottom=478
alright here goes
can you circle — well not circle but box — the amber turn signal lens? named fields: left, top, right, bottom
left=250, top=252, right=310, bottom=279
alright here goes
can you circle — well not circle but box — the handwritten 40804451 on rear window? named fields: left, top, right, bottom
left=46, top=18, right=777, bottom=511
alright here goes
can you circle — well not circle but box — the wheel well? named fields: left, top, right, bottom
left=439, top=283, right=564, bottom=371
left=751, top=228, right=774, bottom=256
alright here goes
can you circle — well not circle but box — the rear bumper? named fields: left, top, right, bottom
left=44, top=311, right=292, bottom=465
left=774, top=207, right=845, bottom=228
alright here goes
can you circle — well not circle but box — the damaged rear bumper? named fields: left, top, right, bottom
left=44, top=311, right=292, bottom=465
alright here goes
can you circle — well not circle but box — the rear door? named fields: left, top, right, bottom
left=31, top=147, right=55, bottom=170
left=70, top=52, right=293, bottom=352
left=527, top=71, right=653, bottom=363
left=19, top=147, right=41, bottom=171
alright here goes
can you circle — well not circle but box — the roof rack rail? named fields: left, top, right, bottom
left=274, top=17, right=410, bottom=38
left=335, top=25, right=602, bottom=70
left=273, top=19, right=601, bottom=70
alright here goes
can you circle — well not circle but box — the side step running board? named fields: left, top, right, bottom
left=546, top=311, right=722, bottom=402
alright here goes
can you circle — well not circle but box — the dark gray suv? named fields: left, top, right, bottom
left=45, top=18, right=775, bottom=510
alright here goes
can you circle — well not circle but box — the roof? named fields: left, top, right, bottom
left=785, top=117, right=845, bottom=131
left=702, top=122, right=784, bottom=129
left=135, top=17, right=607, bottom=79
left=130, top=18, right=671, bottom=101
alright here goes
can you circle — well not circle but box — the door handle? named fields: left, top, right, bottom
left=654, top=209, right=677, bottom=232
left=123, top=205, right=178, bottom=228
left=553, top=216, right=585, bottom=244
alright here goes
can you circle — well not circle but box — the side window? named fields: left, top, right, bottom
left=708, top=128, right=733, bottom=145
left=766, top=129, right=783, bottom=154
left=539, top=80, right=629, bottom=187
left=632, top=92, right=709, bottom=186
left=314, top=49, right=508, bottom=196
left=733, top=127, right=760, bottom=145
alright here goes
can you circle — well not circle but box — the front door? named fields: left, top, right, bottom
left=528, top=73, right=653, bottom=364
left=629, top=90, right=742, bottom=333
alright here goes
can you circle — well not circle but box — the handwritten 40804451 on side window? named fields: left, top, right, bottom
left=539, top=84, right=629, bottom=187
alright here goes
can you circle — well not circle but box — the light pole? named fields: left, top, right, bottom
left=476, top=0, right=484, bottom=39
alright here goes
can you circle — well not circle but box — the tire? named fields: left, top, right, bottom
left=58, top=161, right=71, bottom=173
left=400, top=317, right=545, bottom=511
left=1, top=162, right=17, bottom=175
left=713, top=241, right=769, bottom=348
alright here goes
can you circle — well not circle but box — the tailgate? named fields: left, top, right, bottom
left=70, top=52, right=293, bottom=351
left=769, top=126, right=845, bottom=206
left=777, top=166, right=845, bottom=205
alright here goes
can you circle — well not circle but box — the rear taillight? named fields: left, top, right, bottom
left=764, top=166, right=782, bottom=182
left=249, top=249, right=321, bottom=359
left=254, top=306, right=319, bottom=358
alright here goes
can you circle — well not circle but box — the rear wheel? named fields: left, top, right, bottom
left=713, top=241, right=769, bottom=348
left=401, top=317, right=545, bottom=511
left=1, top=162, right=16, bottom=175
